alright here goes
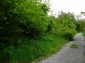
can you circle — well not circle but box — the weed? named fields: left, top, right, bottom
left=70, top=44, right=78, bottom=48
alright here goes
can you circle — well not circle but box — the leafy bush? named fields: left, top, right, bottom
left=76, top=20, right=85, bottom=32
left=51, top=12, right=77, bottom=40
left=64, top=33, right=73, bottom=41
left=0, top=0, right=78, bottom=63
left=0, top=0, right=50, bottom=62
left=0, top=0, right=50, bottom=37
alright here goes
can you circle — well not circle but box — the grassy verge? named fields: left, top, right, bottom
left=1, top=33, right=68, bottom=63
left=82, top=31, right=85, bottom=37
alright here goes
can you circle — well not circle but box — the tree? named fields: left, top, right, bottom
left=0, top=0, right=50, bottom=62
left=52, top=12, right=77, bottom=40
left=0, top=0, right=50, bottom=37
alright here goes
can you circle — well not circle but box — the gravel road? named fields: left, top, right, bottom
left=32, top=33, right=85, bottom=63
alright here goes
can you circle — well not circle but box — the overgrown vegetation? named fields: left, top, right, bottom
left=76, top=19, right=85, bottom=37
left=9, top=33, right=68, bottom=63
left=82, top=31, right=85, bottom=37
left=0, top=0, right=83, bottom=63
left=70, top=44, right=78, bottom=48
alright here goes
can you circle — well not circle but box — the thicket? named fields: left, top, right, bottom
left=76, top=19, right=85, bottom=37
left=76, top=12, right=85, bottom=32
left=50, top=12, right=77, bottom=40
left=0, top=0, right=78, bottom=63
left=76, top=20, right=85, bottom=32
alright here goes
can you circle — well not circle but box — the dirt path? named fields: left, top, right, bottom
left=32, top=33, right=85, bottom=63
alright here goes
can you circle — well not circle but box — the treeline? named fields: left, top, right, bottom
left=0, top=0, right=85, bottom=63
left=0, top=0, right=77, bottom=39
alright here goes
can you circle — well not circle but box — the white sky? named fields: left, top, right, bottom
left=48, top=0, right=85, bottom=18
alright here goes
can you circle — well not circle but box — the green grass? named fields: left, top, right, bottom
left=70, top=44, right=78, bottom=48
left=82, top=31, right=85, bottom=37
left=7, top=33, right=68, bottom=63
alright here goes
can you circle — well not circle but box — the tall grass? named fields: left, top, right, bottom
left=5, top=33, right=68, bottom=63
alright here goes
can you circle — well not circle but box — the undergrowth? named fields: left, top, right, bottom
left=7, top=33, right=68, bottom=63
left=82, top=31, right=85, bottom=37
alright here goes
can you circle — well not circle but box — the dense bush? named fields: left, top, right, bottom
left=76, top=20, right=85, bottom=32
left=0, top=0, right=50, bottom=37
left=51, top=12, right=77, bottom=40
left=0, top=0, right=50, bottom=62
left=0, top=0, right=78, bottom=63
